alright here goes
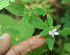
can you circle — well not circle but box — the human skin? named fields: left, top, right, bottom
left=0, top=33, right=46, bottom=55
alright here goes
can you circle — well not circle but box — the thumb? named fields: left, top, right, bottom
left=0, top=33, right=11, bottom=55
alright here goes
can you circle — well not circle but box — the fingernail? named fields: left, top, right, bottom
left=0, top=33, right=7, bottom=39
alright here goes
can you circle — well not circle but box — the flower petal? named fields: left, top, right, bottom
left=49, top=31, right=53, bottom=35
left=52, top=34, right=54, bottom=37
left=54, top=32, right=59, bottom=35
left=53, top=28, right=57, bottom=32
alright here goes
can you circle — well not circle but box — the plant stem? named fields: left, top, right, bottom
left=55, top=41, right=70, bottom=55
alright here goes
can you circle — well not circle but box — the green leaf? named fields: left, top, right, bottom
left=61, top=43, right=70, bottom=55
left=60, top=17, right=68, bottom=24
left=39, top=29, right=49, bottom=36
left=0, top=0, right=2, bottom=1
left=63, top=22, right=70, bottom=28
left=0, top=14, right=17, bottom=28
left=0, top=14, right=19, bottom=40
left=46, top=35, right=55, bottom=50
left=12, top=22, right=35, bottom=45
left=0, top=14, right=34, bottom=45
left=5, top=3, right=26, bottom=16
left=32, top=8, right=46, bottom=16
left=11, top=36, right=17, bottom=45
left=20, top=0, right=34, bottom=1
left=45, top=20, right=48, bottom=24
left=0, top=0, right=9, bottom=10
left=58, top=28, right=70, bottom=35
left=0, top=0, right=16, bottom=10
left=61, top=0, right=70, bottom=4
left=64, top=43, right=70, bottom=53
left=2, top=26, right=20, bottom=36
left=29, top=14, right=49, bottom=29
left=60, top=7, right=70, bottom=28
left=47, top=14, right=53, bottom=26
left=48, top=9, right=56, bottom=13
left=54, top=25, right=61, bottom=29
left=22, top=14, right=30, bottom=24
left=7, top=27, right=20, bottom=36
left=11, top=36, right=25, bottom=45
left=61, top=54, right=69, bottom=55
left=17, top=18, right=35, bottom=39
left=10, top=0, right=15, bottom=2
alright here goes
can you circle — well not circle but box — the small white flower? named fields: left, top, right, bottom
left=49, top=28, right=59, bottom=37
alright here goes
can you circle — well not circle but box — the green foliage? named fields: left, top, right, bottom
left=39, top=14, right=61, bottom=37
left=10, top=0, right=15, bottom=2
left=0, top=14, right=17, bottom=28
left=2, top=26, right=20, bottom=36
left=60, top=16, right=70, bottom=27
left=0, top=0, right=2, bottom=2
left=47, top=14, right=53, bottom=27
left=54, top=25, right=61, bottom=29
left=1, top=0, right=69, bottom=54
left=39, top=29, right=49, bottom=36
left=58, top=28, right=70, bottom=35
left=38, top=14, right=60, bottom=50
left=27, top=44, right=47, bottom=55
left=0, top=25, right=2, bottom=36
left=0, top=0, right=15, bottom=10
left=28, top=0, right=56, bottom=12
left=0, top=14, right=34, bottom=45
left=61, top=43, right=70, bottom=55
left=61, top=0, right=70, bottom=4
left=46, top=35, right=55, bottom=50
left=0, top=0, right=9, bottom=10
left=64, top=43, right=70, bottom=53
left=60, top=7, right=70, bottom=28
left=32, top=8, right=46, bottom=16
left=20, top=0, right=34, bottom=1
left=29, top=14, right=49, bottom=29
left=5, top=3, right=26, bottom=16
left=17, top=17, right=35, bottom=39
left=45, top=20, right=48, bottom=24
left=22, top=14, right=31, bottom=24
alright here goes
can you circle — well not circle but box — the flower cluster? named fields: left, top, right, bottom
left=49, top=28, right=59, bottom=37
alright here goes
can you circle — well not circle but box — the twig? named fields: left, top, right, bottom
left=55, top=41, right=70, bottom=55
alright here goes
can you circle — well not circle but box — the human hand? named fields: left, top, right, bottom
left=0, top=33, right=46, bottom=55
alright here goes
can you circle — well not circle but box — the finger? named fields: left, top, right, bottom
left=0, top=33, right=11, bottom=55
left=5, top=35, right=46, bottom=55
